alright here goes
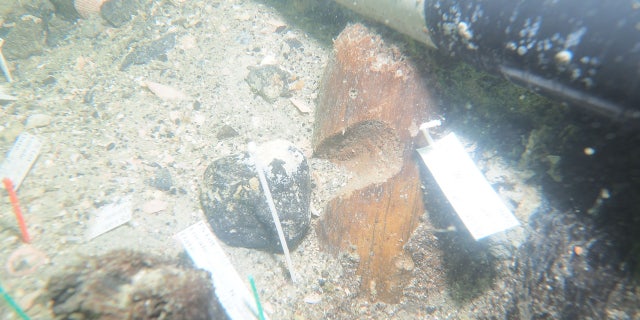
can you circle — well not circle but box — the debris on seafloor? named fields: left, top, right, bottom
left=46, top=250, right=225, bottom=320
left=120, top=33, right=177, bottom=71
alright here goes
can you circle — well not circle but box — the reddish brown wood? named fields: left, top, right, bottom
left=313, top=24, right=435, bottom=302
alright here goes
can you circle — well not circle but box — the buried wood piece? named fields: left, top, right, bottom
left=313, top=24, right=435, bottom=302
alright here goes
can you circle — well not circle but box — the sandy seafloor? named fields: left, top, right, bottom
left=0, top=0, right=553, bottom=319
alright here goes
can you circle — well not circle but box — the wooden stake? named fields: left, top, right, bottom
left=313, top=24, right=434, bottom=302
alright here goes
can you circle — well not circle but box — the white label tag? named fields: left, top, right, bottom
left=85, top=197, right=132, bottom=240
left=175, top=221, right=262, bottom=320
left=0, top=133, right=42, bottom=190
left=417, top=133, right=519, bottom=240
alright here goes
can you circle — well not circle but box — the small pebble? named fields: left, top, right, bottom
left=216, top=125, right=239, bottom=140
left=146, top=167, right=173, bottom=191
left=246, top=65, right=291, bottom=102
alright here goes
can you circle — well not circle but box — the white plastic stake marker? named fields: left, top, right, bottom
left=0, top=133, right=42, bottom=191
left=176, top=221, right=265, bottom=320
left=247, top=141, right=297, bottom=283
left=416, top=122, right=519, bottom=240
left=85, top=197, right=132, bottom=240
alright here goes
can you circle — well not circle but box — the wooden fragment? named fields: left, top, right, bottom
left=313, top=24, right=435, bottom=302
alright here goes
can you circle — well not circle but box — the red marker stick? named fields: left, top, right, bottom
left=2, top=178, right=30, bottom=243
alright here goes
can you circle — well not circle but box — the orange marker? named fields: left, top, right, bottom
left=2, top=178, right=30, bottom=243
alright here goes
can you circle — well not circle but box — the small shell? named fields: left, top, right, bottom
left=25, top=113, right=52, bottom=129
left=142, top=199, right=168, bottom=214
left=141, top=80, right=190, bottom=101
left=74, top=0, right=107, bottom=18
left=289, top=98, right=312, bottom=114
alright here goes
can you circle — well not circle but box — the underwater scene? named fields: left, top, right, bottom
left=0, top=0, right=639, bottom=319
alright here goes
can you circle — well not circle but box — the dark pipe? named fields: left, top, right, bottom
left=424, top=0, right=640, bottom=124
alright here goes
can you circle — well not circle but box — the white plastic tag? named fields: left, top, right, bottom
left=0, top=133, right=42, bottom=190
left=175, top=221, right=263, bottom=320
left=85, top=197, right=132, bottom=240
left=417, top=132, right=519, bottom=240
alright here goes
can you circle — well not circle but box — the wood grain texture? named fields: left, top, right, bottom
left=313, top=24, right=435, bottom=302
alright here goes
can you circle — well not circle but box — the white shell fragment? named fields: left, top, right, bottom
left=142, top=199, right=168, bottom=214
left=0, top=85, right=16, bottom=101
left=0, top=92, right=17, bottom=101
left=303, top=292, right=322, bottom=304
left=25, top=114, right=52, bottom=129
left=74, top=0, right=107, bottom=18
left=289, top=98, right=312, bottom=114
left=141, top=81, right=190, bottom=101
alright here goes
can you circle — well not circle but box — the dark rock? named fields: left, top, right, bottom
left=120, top=33, right=177, bottom=71
left=216, top=124, right=239, bottom=140
left=245, top=65, right=291, bottom=103
left=100, top=0, right=145, bottom=28
left=46, top=250, right=226, bottom=320
left=49, top=0, right=81, bottom=21
left=200, top=139, right=311, bottom=252
left=146, top=166, right=173, bottom=191
left=2, top=16, right=46, bottom=59
left=44, top=15, right=75, bottom=47
left=285, top=37, right=303, bottom=50
left=42, top=75, right=57, bottom=86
